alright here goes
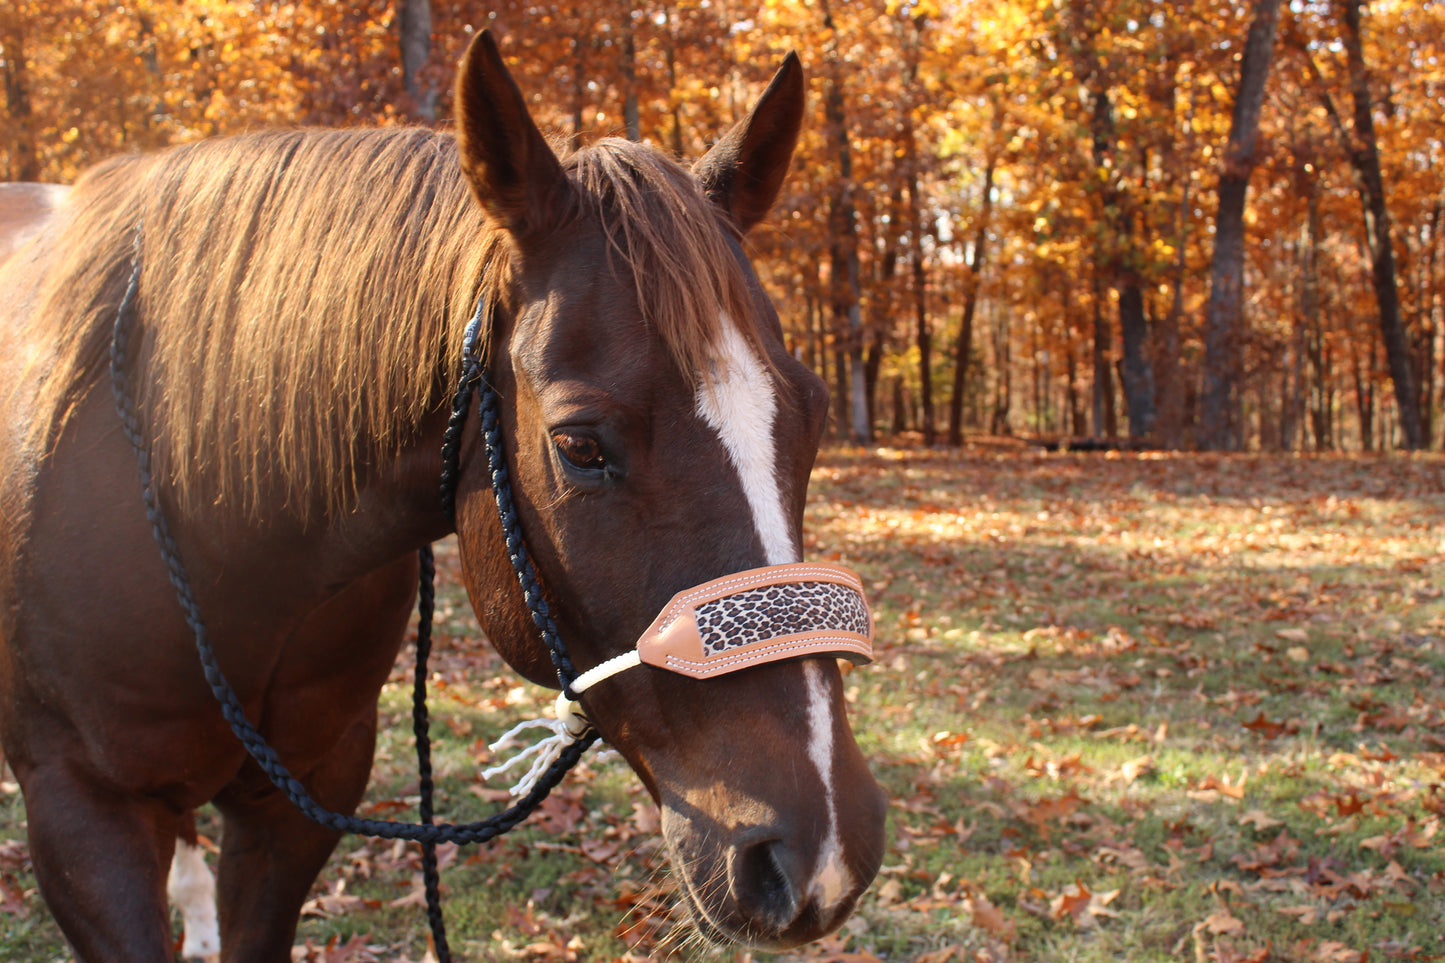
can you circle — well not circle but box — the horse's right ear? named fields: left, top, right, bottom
left=454, top=30, right=570, bottom=239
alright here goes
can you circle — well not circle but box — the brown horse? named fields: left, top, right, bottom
left=0, top=31, right=884, bottom=962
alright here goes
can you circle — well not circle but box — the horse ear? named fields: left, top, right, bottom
left=693, top=52, right=805, bottom=234
left=453, top=30, right=570, bottom=238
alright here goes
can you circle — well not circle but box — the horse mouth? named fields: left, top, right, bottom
left=670, top=870, right=792, bottom=952
left=661, top=833, right=846, bottom=952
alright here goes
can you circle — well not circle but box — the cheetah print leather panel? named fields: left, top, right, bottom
left=694, top=581, right=871, bottom=656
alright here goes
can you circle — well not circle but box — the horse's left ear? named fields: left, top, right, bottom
left=454, top=30, right=571, bottom=240
left=693, top=52, right=805, bottom=234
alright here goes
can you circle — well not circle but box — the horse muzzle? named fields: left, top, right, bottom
left=611, top=563, right=883, bottom=949
left=494, top=563, right=884, bottom=948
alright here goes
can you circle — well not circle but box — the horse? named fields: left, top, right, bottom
left=0, top=30, right=885, bottom=961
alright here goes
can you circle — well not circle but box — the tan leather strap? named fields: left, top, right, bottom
left=633, top=562, right=874, bottom=680
left=488, top=562, right=873, bottom=797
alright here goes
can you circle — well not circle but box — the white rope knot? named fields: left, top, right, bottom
left=481, top=692, right=591, bottom=797
left=481, top=651, right=640, bottom=797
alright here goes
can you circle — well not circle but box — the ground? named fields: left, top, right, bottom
left=2, top=444, right=1443, bottom=963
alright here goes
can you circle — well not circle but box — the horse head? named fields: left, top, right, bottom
left=449, top=33, right=885, bottom=949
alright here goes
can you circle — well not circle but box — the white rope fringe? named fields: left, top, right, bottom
left=482, top=651, right=642, bottom=797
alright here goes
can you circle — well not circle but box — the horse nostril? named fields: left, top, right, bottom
left=731, top=837, right=800, bottom=932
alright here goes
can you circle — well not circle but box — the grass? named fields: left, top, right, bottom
left=2, top=445, right=1444, bottom=962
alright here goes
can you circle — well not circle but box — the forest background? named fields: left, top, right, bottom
left=4, top=6, right=1445, bottom=962
left=2, top=0, right=1443, bottom=453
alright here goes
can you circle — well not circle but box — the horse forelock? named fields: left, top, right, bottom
left=18, top=128, right=767, bottom=523
left=564, top=139, right=764, bottom=390
left=567, top=139, right=798, bottom=565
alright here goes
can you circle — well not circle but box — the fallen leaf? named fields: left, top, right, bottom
left=1310, top=940, right=1364, bottom=963
left=876, top=878, right=904, bottom=906
left=1239, top=810, right=1283, bottom=831
left=1049, top=881, right=1118, bottom=929
left=1203, top=910, right=1245, bottom=935
left=1118, top=755, right=1154, bottom=785
left=1242, top=712, right=1293, bottom=739
left=1278, top=904, right=1322, bottom=924
left=965, top=891, right=1017, bottom=941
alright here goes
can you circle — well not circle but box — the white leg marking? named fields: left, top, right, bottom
left=694, top=318, right=796, bottom=566
left=168, top=840, right=221, bottom=958
left=804, top=660, right=851, bottom=911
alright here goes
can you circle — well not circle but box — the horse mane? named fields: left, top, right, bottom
left=18, top=126, right=754, bottom=521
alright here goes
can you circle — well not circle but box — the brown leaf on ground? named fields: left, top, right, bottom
left=964, top=891, right=1017, bottom=942
left=1049, top=881, right=1118, bottom=928
left=290, top=934, right=384, bottom=963
left=1238, top=810, right=1283, bottom=831
left=1202, top=910, right=1245, bottom=936
left=1308, top=941, right=1365, bottom=963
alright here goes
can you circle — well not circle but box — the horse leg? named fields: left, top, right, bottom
left=20, top=758, right=183, bottom=962
left=169, top=812, right=220, bottom=960
left=210, top=559, right=414, bottom=962
left=211, top=712, right=376, bottom=962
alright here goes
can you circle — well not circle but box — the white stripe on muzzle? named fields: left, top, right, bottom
left=696, top=317, right=852, bottom=913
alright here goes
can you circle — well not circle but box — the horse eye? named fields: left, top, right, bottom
left=552, top=431, right=607, bottom=473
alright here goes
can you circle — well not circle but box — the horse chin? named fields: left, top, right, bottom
left=658, top=809, right=860, bottom=952
left=671, top=880, right=852, bottom=953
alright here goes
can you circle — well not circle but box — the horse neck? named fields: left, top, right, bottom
left=199, top=406, right=458, bottom=605
left=308, top=407, right=457, bottom=585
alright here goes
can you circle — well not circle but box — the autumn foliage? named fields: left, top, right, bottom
left=2, top=0, right=1443, bottom=453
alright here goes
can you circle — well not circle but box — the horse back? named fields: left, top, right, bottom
left=0, top=183, right=69, bottom=267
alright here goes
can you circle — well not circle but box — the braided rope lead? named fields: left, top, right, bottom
left=440, top=296, right=583, bottom=697
left=109, top=245, right=599, bottom=963
left=411, top=545, right=451, bottom=963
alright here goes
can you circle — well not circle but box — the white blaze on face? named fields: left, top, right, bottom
left=695, top=317, right=852, bottom=913
left=694, top=318, right=795, bottom=567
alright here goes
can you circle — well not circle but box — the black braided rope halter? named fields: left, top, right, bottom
left=109, top=237, right=598, bottom=962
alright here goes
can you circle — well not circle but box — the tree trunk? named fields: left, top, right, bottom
left=1117, top=281, right=1155, bottom=437
left=398, top=0, right=436, bottom=122
left=948, top=141, right=996, bottom=447
left=1151, top=41, right=1190, bottom=449
left=1427, top=200, right=1445, bottom=447
left=1091, top=271, right=1117, bottom=439
left=819, top=3, right=869, bottom=444
left=620, top=3, right=640, bottom=142
left=1338, top=0, right=1424, bottom=448
left=1154, top=168, right=1191, bottom=448
left=1066, top=341, right=1085, bottom=437
left=992, top=304, right=1012, bottom=435
left=0, top=16, right=40, bottom=181
left=1296, top=164, right=1329, bottom=451
left=864, top=327, right=885, bottom=432
left=866, top=185, right=905, bottom=438
left=1200, top=0, right=1282, bottom=450
left=1352, top=337, right=1376, bottom=451
left=661, top=8, right=684, bottom=156
left=1084, top=79, right=1154, bottom=441
left=905, top=152, right=933, bottom=445
left=891, top=377, right=910, bottom=435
